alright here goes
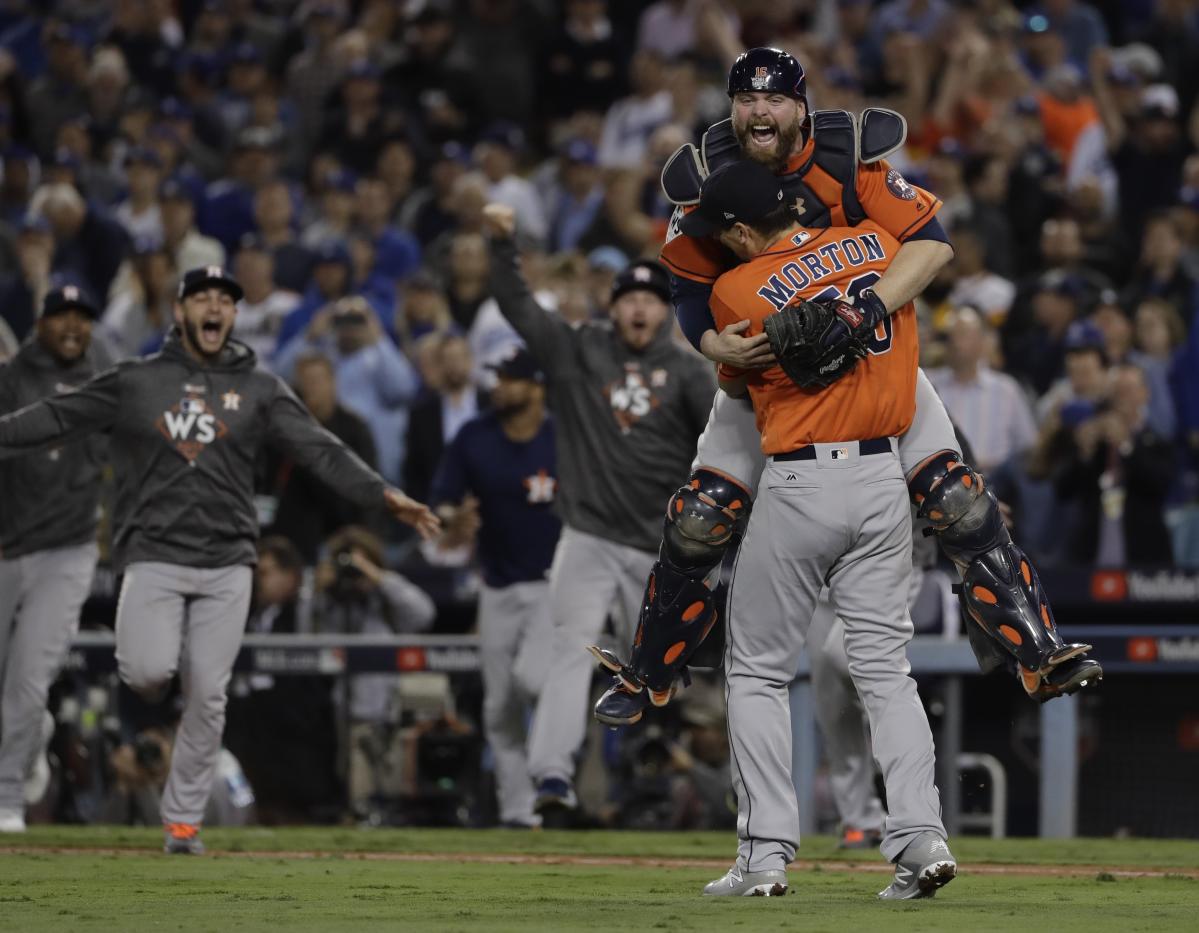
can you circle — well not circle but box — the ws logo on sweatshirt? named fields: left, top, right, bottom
left=156, top=395, right=229, bottom=463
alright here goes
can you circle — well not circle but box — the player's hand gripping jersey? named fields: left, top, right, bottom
left=710, top=220, right=918, bottom=452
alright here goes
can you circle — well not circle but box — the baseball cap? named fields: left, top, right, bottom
left=486, top=345, right=544, bottom=383
left=678, top=160, right=786, bottom=238
left=561, top=138, right=597, bottom=166
left=1141, top=84, right=1179, bottom=119
left=234, top=124, right=282, bottom=151
left=1064, top=319, right=1104, bottom=353
left=160, top=177, right=192, bottom=202
left=125, top=146, right=163, bottom=169
left=312, top=239, right=351, bottom=265
left=41, top=283, right=99, bottom=319
left=611, top=260, right=671, bottom=304
left=178, top=265, right=244, bottom=301
left=479, top=121, right=525, bottom=153
left=587, top=245, right=628, bottom=273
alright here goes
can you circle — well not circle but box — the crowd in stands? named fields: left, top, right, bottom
left=4, top=0, right=1199, bottom=824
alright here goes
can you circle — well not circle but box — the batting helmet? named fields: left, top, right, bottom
left=727, top=47, right=807, bottom=101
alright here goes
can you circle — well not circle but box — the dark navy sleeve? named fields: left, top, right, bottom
left=673, top=275, right=716, bottom=353
left=430, top=427, right=470, bottom=507
left=903, top=216, right=950, bottom=245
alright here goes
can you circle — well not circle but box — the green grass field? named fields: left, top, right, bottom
left=2, top=828, right=1198, bottom=932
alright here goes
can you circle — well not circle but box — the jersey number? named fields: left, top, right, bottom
left=812, top=272, right=892, bottom=355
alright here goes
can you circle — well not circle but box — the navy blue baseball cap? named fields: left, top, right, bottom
left=41, top=282, right=99, bottom=319
left=487, top=345, right=544, bottom=383
left=178, top=265, right=244, bottom=301
left=611, top=259, right=671, bottom=304
left=679, top=160, right=786, bottom=238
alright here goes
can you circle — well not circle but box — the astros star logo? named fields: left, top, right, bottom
left=524, top=469, right=557, bottom=504
left=222, top=390, right=241, bottom=411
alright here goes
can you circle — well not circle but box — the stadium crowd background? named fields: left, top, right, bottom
left=1, top=0, right=1198, bottom=829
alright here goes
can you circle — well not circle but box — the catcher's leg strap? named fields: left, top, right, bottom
left=590, top=469, right=750, bottom=704
left=909, top=451, right=1088, bottom=676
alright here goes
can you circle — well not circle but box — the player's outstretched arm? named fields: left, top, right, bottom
left=0, top=365, right=122, bottom=460
left=265, top=378, right=440, bottom=539
left=482, top=204, right=576, bottom=375
left=867, top=238, right=953, bottom=314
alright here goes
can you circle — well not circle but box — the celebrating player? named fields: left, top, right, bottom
left=0, top=285, right=108, bottom=833
left=696, top=158, right=955, bottom=899
left=483, top=203, right=715, bottom=817
left=0, top=266, right=438, bottom=853
left=430, top=346, right=561, bottom=828
left=592, top=47, right=1101, bottom=738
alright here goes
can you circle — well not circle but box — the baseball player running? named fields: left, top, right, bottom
left=592, top=47, right=1100, bottom=739
left=483, top=204, right=715, bottom=816
left=0, top=266, right=438, bottom=853
left=430, top=346, right=560, bottom=828
left=0, top=285, right=108, bottom=833
left=694, top=158, right=954, bottom=899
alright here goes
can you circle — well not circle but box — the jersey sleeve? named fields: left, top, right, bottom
left=659, top=206, right=727, bottom=285
left=855, top=159, right=942, bottom=242
left=708, top=286, right=747, bottom=379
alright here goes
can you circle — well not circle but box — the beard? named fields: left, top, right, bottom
left=735, top=113, right=804, bottom=174
left=183, top=318, right=228, bottom=359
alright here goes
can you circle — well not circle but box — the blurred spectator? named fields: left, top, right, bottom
left=231, top=235, right=299, bottom=364
left=1026, top=1, right=1109, bottom=71
left=114, top=148, right=165, bottom=246
left=26, top=23, right=88, bottom=156
left=457, top=0, right=546, bottom=128
left=319, top=60, right=398, bottom=176
left=1056, top=363, right=1175, bottom=565
left=946, top=225, right=1016, bottom=327
left=375, top=137, right=419, bottom=223
left=637, top=0, right=739, bottom=60
left=1037, top=318, right=1112, bottom=424
left=384, top=2, right=474, bottom=143
left=0, top=216, right=53, bottom=342
left=224, top=537, right=341, bottom=824
left=30, top=183, right=129, bottom=307
left=275, top=238, right=353, bottom=351
left=962, top=154, right=1016, bottom=278
left=277, top=295, right=419, bottom=486
left=286, top=1, right=350, bottom=149
left=474, top=123, right=547, bottom=248
left=160, top=179, right=225, bottom=274
left=1011, top=272, right=1090, bottom=397
left=404, top=333, right=486, bottom=504
left=302, top=169, right=356, bottom=249
left=354, top=175, right=421, bottom=283
left=399, top=141, right=470, bottom=248
left=98, top=241, right=175, bottom=360
left=1130, top=297, right=1185, bottom=440
left=105, top=0, right=178, bottom=92
left=1120, top=212, right=1199, bottom=330
left=542, top=0, right=624, bottom=120
left=445, top=232, right=492, bottom=331
left=548, top=139, right=604, bottom=254
left=597, top=50, right=672, bottom=170
left=396, top=270, right=454, bottom=349
left=928, top=307, right=1038, bottom=474
left=201, top=125, right=283, bottom=253
left=312, top=525, right=435, bottom=817
left=252, top=178, right=311, bottom=294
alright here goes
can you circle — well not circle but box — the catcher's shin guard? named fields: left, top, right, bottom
left=909, top=451, right=1102, bottom=699
left=591, top=469, right=750, bottom=725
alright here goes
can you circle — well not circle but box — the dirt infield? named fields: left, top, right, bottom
left=5, top=845, right=1196, bottom=880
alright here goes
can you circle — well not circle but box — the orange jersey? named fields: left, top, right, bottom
left=661, top=140, right=942, bottom=285
left=709, top=221, right=918, bottom=453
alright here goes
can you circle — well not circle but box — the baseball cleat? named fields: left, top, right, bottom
left=0, top=808, right=26, bottom=833
left=594, top=677, right=649, bottom=726
left=702, top=865, right=789, bottom=897
left=163, top=822, right=205, bottom=855
left=533, top=778, right=577, bottom=814
left=1021, top=655, right=1104, bottom=703
left=838, top=827, right=883, bottom=850
left=877, top=832, right=956, bottom=900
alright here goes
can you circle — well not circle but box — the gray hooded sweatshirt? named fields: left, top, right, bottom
left=0, top=338, right=109, bottom=558
left=0, top=330, right=387, bottom=570
left=489, top=239, right=716, bottom=552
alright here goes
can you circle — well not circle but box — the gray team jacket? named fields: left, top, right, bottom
left=0, top=338, right=109, bottom=558
left=0, top=330, right=388, bottom=570
left=489, top=239, right=716, bottom=553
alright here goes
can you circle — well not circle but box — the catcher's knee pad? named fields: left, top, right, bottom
left=593, top=469, right=750, bottom=704
left=909, top=451, right=1082, bottom=677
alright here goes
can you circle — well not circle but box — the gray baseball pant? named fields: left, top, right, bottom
left=725, top=442, right=945, bottom=871
left=478, top=579, right=553, bottom=824
left=115, top=561, right=253, bottom=826
left=0, top=542, right=98, bottom=811
left=692, top=372, right=958, bottom=832
left=527, top=526, right=656, bottom=785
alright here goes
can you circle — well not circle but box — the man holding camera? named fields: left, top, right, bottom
left=0, top=266, right=438, bottom=853
left=0, top=284, right=108, bottom=833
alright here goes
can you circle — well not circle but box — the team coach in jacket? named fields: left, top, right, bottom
left=0, top=266, right=439, bottom=853
left=0, top=284, right=109, bottom=833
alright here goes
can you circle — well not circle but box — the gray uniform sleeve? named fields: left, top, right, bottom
left=264, top=376, right=389, bottom=509
left=488, top=238, right=577, bottom=378
left=682, top=357, right=718, bottom=439
left=0, top=365, right=122, bottom=460
left=378, top=570, right=436, bottom=633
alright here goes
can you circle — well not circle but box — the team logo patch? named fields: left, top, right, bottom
left=751, top=66, right=770, bottom=90
left=604, top=368, right=661, bottom=433
left=886, top=168, right=917, bottom=201
left=831, top=448, right=850, bottom=460
left=156, top=395, right=229, bottom=464
left=523, top=469, right=556, bottom=504
left=222, top=390, right=241, bottom=411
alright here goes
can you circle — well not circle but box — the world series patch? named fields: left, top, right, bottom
left=886, top=168, right=917, bottom=201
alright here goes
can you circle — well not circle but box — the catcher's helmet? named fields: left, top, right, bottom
left=727, top=47, right=807, bottom=101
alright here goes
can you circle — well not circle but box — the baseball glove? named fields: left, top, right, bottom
left=763, top=297, right=869, bottom=389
